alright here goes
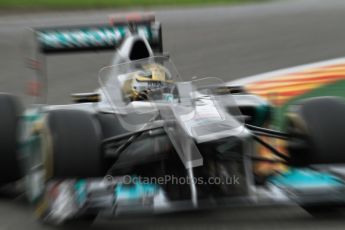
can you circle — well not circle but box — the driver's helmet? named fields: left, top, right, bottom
left=122, top=63, right=173, bottom=101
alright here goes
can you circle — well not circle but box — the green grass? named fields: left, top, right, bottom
left=0, top=0, right=266, bottom=9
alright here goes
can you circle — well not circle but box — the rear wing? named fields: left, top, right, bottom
left=34, top=13, right=162, bottom=54
left=27, top=13, right=163, bottom=103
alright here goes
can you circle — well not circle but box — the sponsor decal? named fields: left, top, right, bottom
left=37, top=25, right=152, bottom=49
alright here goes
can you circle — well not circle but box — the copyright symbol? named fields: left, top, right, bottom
left=104, top=175, right=113, bottom=184
left=123, top=175, right=132, bottom=185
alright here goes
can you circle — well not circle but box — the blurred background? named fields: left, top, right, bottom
left=2, top=0, right=345, bottom=229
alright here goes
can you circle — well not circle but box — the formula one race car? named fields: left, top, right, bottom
left=2, top=13, right=345, bottom=225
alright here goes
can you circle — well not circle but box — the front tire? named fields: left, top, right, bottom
left=0, top=94, right=22, bottom=185
left=34, top=109, right=104, bottom=224
left=287, top=97, right=345, bottom=166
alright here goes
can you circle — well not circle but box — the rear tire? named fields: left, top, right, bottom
left=0, top=93, right=22, bottom=185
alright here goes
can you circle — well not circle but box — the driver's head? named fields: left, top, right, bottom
left=124, top=63, right=173, bottom=101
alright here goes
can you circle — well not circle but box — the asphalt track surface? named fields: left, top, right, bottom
left=2, top=0, right=345, bottom=229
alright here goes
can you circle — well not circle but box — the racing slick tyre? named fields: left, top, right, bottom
left=44, top=109, right=104, bottom=178
left=286, top=97, right=345, bottom=216
left=0, top=93, right=22, bottom=185
left=286, top=97, right=345, bottom=166
left=34, top=109, right=104, bottom=225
